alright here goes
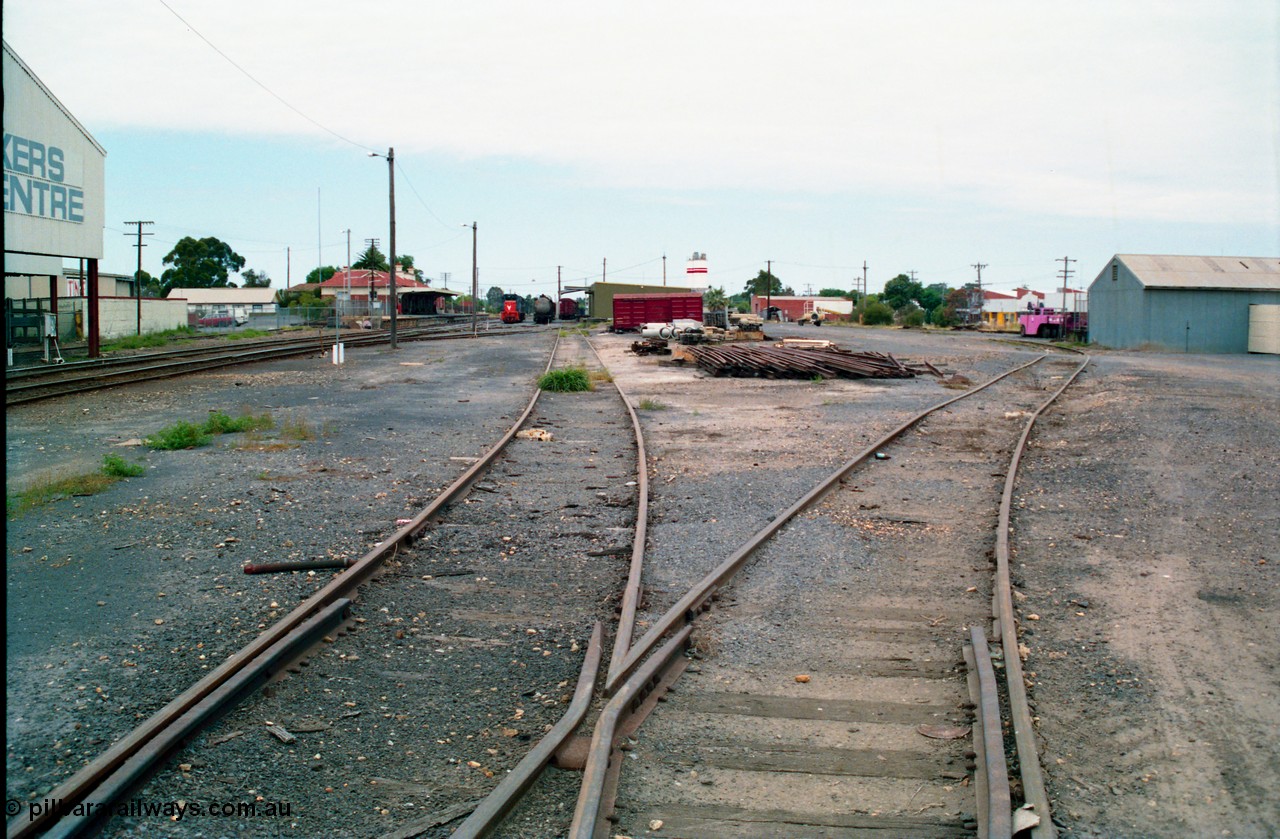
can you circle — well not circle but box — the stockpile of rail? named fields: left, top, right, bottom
left=684, top=344, right=939, bottom=379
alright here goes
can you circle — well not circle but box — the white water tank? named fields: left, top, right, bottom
left=1248, top=304, right=1280, bottom=354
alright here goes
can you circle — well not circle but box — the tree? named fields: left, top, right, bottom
left=397, top=254, right=425, bottom=282
left=918, top=283, right=949, bottom=316
left=134, top=269, right=163, bottom=298
left=305, top=266, right=338, bottom=284
left=704, top=286, right=729, bottom=309
left=861, top=299, right=895, bottom=325
left=241, top=269, right=271, bottom=288
left=159, top=236, right=246, bottom=296
left=486, top=286, right=505, bottom=311
left=746, top=269, right=793, bottom=298
left=353, top=244, right=389, bottom=272
left=818, top=287, right=848, bottom=298
left=881, top=274, right=923, bottom=311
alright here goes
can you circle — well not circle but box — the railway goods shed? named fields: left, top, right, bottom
left=1088, top=254, right=1280, bottom=353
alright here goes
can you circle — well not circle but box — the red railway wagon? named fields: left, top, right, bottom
left=611, top=293, right=704, bottom=332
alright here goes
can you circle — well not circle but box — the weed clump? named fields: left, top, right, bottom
left=101, top=453, right=145, bottom=477
left=539, top=367, right=592, bottom=392
left=146, top=420, right=211, bottom=450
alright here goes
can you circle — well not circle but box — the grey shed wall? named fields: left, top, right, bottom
left=1088, top=258, right=1280, bottom=353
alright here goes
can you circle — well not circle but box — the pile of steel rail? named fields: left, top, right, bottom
left=684, top=344, right=940, bottom=379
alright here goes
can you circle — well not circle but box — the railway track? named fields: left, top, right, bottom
left=4, top=321, right=537, bottom=406
left=447, top=344, right=1086, bottom=839
left=7, top=331, right=1087, bottom=837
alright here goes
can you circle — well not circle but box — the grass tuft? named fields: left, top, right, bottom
left=539, top=367, right=592, bottom=392
left=637, top=398, right=667, bottom=410
left=101, top=453, right=145, bottom=477
left=146, top=420, right=211, bottom=450
left=203, top=411, right=274, bottom=435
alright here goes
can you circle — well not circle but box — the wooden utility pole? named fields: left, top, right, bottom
left=123, top=221, right=153, bottom=335
left=1057, top=255, right=1076, bottom=313
left=765, top=259, right=772, bottom=318
left=662, top=254, right=666, bottom=286
left=970, top=262, right=988, bottom=326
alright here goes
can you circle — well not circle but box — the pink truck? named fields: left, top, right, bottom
left=1018, top=308, right=1087, bottom=339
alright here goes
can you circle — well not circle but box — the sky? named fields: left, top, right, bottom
left=5, top=1, right=1278, bottom=299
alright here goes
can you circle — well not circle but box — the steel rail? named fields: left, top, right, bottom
left=991, top=351, right=1089, bottom=839
left=604, top=354, right=1048, bottom=695
left=6, top=332, right=564, bottom=839
left=3, top=320, right=474, bottom=381
left=968, top=625, right=1012, bottom=839
left=567, top=626, right=694, bottom=838
left=582, top=336, right=652, bottom=686
left=5, top=323, right=545, bottom=405
left=43, top=599, right=352, bottom=839
left=448, top=622, right=604, bottom=839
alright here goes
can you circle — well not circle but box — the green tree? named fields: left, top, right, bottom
left=746, top=269, right=792, bottom=297
left=353, top=244, right=390, bottom=272
left=818, top=287, right=848, bottom=298
left=918, top=283, right=949, bottom=316
left=305, top=266, right=338, bottom=284
left=241, top=269, right=271, bottom=288
left=159, top=236, right=246, bottom=295
left=486, top=286, right=505, bottom=311
left=704, top=286, right=730, bottom=310
left=397, top=254, right=425, bottom=282
left=881, top=274, right=923, bottom=310
left=135, top=269, right=163, bottom=298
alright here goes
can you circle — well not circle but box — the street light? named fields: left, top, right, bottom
left=462, top=222, right=477, bottom=336
left=369, top=148, right=397, bottom=348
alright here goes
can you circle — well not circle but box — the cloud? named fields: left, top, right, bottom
left=5, top=0, right=1276, bottom=226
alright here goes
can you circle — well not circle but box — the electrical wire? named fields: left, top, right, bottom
left=156, top=0, right=379, bottom=154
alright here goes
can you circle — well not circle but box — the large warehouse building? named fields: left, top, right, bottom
left=4, top=39, right=108, bottom=356
left=1087, top=254, right=1280, bottom=353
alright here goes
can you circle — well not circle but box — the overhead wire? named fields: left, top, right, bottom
left=156, top=0, right=379, bottom=155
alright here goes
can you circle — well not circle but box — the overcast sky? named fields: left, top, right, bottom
left=5, top=1, right=1278, bottom=297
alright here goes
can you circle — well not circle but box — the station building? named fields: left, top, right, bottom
left=1087, top=254, right=1280, bottom=354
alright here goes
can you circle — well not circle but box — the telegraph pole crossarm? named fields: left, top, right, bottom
left=124, top=221, right=154, bottom=336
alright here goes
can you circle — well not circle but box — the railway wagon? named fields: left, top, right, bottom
left=558, top=297, right=581, bottom=321
left=611, top=292, right=704, bottom=332
left=532, top=294, right=555, bottom=325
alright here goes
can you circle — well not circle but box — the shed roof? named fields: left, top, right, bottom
left=1117, top=255, right=1280, bottom=292
left=166, top=287, right=278, bottom=304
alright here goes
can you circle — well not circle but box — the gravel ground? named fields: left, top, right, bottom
left=7, top=323, right=1277, bottom=838
left=5, top=330, right=558, bottom=835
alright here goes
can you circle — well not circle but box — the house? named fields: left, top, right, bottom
left=317, top=266, right=455, bottom=315
left=166, top=287, right=279, bottom=322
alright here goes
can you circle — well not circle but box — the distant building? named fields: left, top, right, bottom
left=166, top=287, right=278, bottom=320
left=1087, top=254, right=1280, bottom=353
left=751, top=295, right=852, bottom=321
left=980, top=287, right=1086, bottom=331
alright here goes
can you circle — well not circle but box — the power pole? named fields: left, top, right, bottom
left=123, top=221, right=154, bottom=335
left=469, top=223, right=478, bottom=336
left=557, top=265, right=562, bottom=302
left=1057, top=255, right=1076, bottom=314
left=387, top=147, right=397, bottom=348
left=366, top=238, right=378, bottom=316
left=765, top=259, right=772, bottom=318
left=908, top=270, right=917, bottom=282
left=970, top=262, right=988, bottom=327
left=861, top=261, right=869, bottom=302
left=287, top=246, right=291, bottom=285
left=602, top=257, right=607, bottom=283
left=662, top=254, right=666, bottom=286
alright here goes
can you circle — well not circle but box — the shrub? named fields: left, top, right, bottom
left=539, top=367, right=592, bottom=392
left=901, top=308, right=926, bottom=328
left=861, top=301, right=894, bottom=325
left=101, top=453, right=145, bottom=477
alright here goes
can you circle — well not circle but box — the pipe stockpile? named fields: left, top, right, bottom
left=683, top=344, right=937, bottom=379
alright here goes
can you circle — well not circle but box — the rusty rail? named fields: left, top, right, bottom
left=7, top=333, right=565, bottom=839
